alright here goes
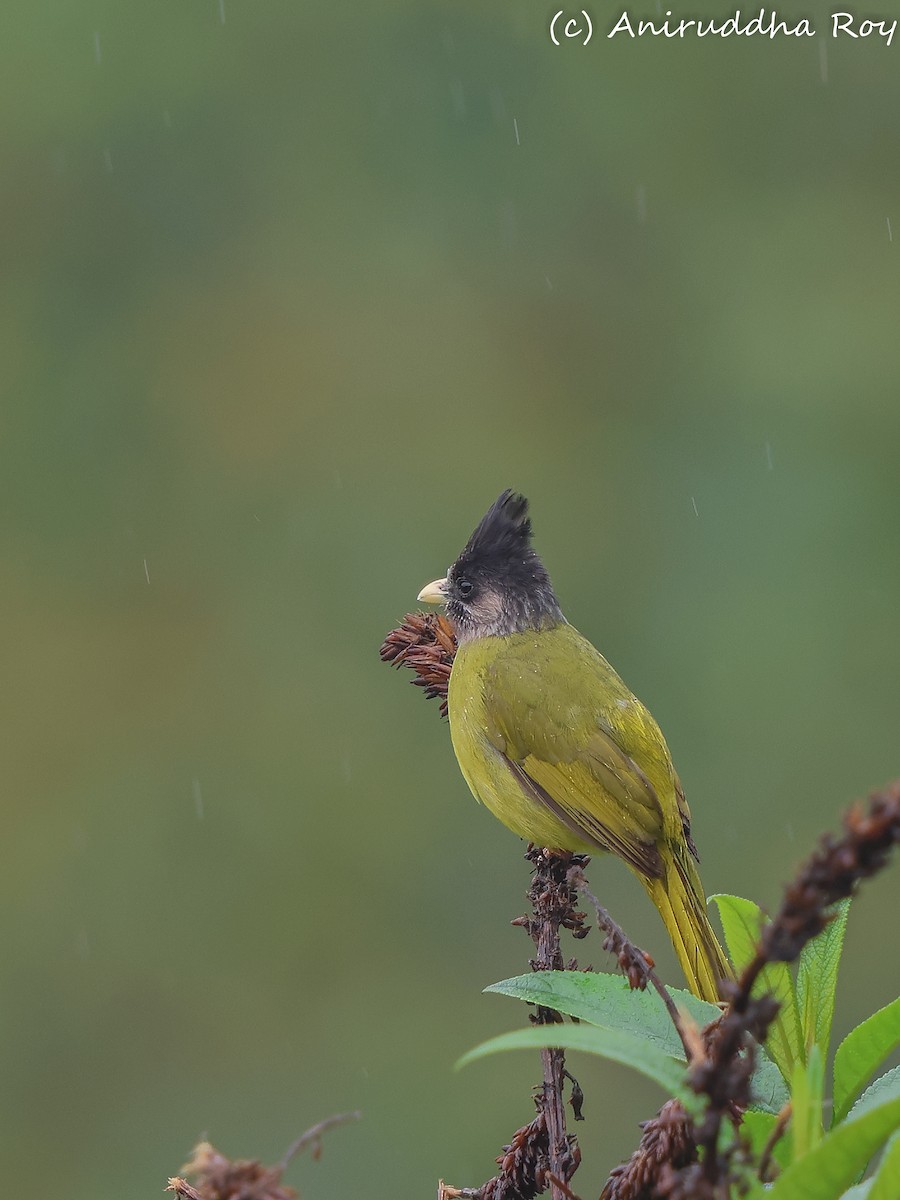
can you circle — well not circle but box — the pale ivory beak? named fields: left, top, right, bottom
left=417, top=577, right=448, bottom=605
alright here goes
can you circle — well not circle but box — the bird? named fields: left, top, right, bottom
left=417, top=489, right=731, bottom=1002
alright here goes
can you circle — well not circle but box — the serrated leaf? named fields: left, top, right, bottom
left=764, top=1094, right=900, bottom=1200
left=797, top=899, right=850, bottom=1061
left=751, top=1046, right=793, bottom=1116
left=709, top=893, right=802, bottom=1081
left=847, top=1066, right=900, bottom=1124
left=868, top=1130, right=900, bottom=1200
left=456, top=1022, right=697, bottom=1109
left=710, top=892, right=768, bottom=971
left=834, top=997, right=900, bottom=1125
left=486, top=971, right=719, bottom=1056
left=486, top=969, right=788, bottom=1114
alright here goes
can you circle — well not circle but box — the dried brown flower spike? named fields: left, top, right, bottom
left=600, top=1099, right=697, bottom=1200
left=380, top=612, right=457, bottom=716
left=171, top=1142, right=297, bottom=1200
left=167, top=1114, right=361, bottom=1200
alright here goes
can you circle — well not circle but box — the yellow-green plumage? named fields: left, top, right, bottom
left=448, top=622, right=731, bottom=1003
left=417, top=489, right=731, bottom=1002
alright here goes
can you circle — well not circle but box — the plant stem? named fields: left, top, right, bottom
left=525, top=848, right=587, bottom=1199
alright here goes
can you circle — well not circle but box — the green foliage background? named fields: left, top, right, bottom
left=2, top=3, right=899, bottom=1197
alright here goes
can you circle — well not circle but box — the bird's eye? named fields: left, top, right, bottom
left=457, top=578, right=474, bottom=598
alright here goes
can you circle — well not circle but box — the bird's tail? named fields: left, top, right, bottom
left=642, top=850, right=733, bottom=1004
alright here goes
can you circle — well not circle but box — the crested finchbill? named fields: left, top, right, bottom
left=414, top=490, right=734, bottom=1003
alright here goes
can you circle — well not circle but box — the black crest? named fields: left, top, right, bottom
left=447, top=490, right=563, bottom=638
left=460, top=489, right=533, bottom=565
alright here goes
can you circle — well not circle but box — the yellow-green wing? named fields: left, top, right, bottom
left=483, top=632, right=669, bottom=878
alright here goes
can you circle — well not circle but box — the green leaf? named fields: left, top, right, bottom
left=868, top=1130, right=900, bottom=1200
left=709, top=893, right=802, bottom=1081
left=792, top=1044, right=825, bottom=1160
left=847, top=1067, right=900, bottom=1124
left=456, top=1023, right=696, bottom=1108
left=742, top=1108, right=778, bottom=1157
left=833, top=996, right=900, bottom=1125
left=797, top=899, right=850, bottom=1061
left=486, top=970, right=788, bottom=1114
left=486, top=971, right=718, bottom=1057
left=752, top=1045, right=793, bottom=1115
left=817, top=1128, right=900, bottom=1200
left=710, top=892, right=768, bottom=971
left=742, top=1108, right=794, bottom=1172
left=764, top=1094, right=900, bottom=1200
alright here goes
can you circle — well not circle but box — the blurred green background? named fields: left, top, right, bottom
left=2, top=2, right=899, bottom=1197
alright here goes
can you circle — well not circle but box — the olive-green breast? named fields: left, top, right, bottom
left=446, top=623, right=685, bottom=865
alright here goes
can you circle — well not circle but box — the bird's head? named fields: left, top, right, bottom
left=418, top=490, right=564, bottom=642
